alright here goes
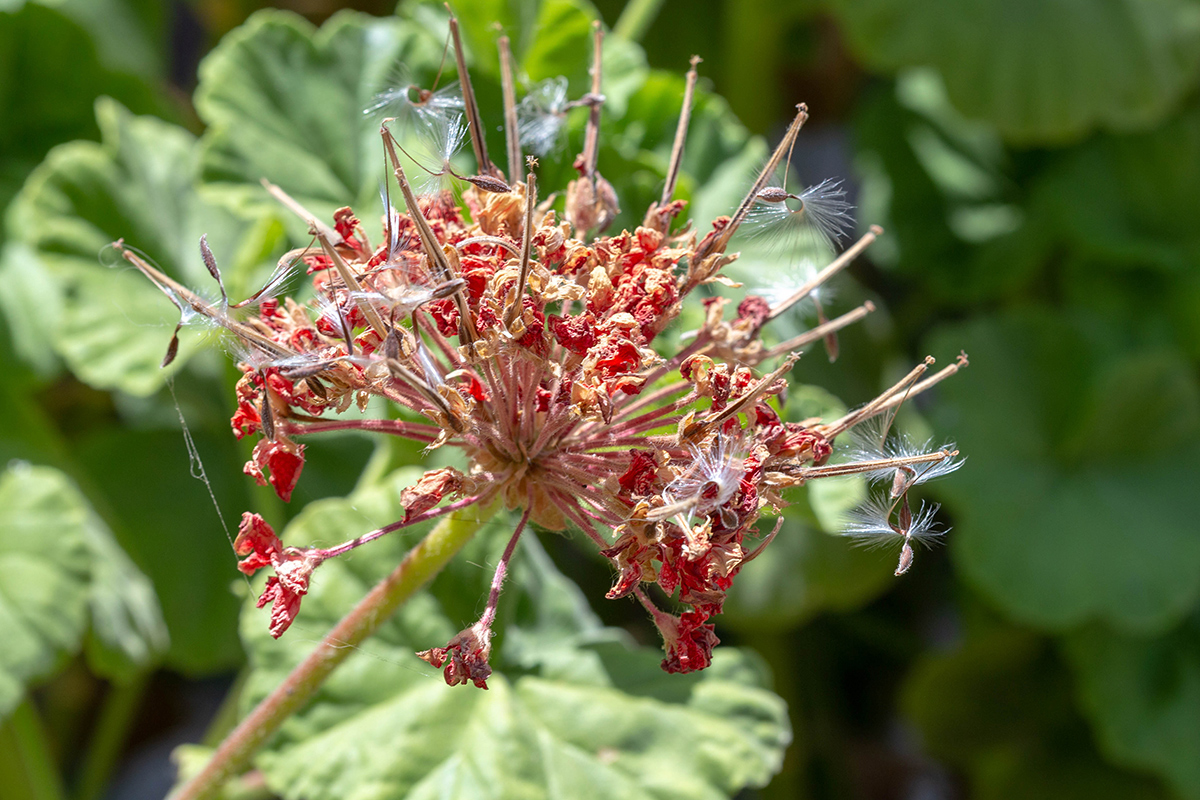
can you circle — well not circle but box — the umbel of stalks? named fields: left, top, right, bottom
left=119, top=16, right=966, bottom=686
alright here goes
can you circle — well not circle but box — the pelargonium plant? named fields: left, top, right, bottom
left=116, top=11, right=965, bottom=798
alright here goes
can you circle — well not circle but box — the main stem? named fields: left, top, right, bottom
left=168, top=497, right=498, bottom=800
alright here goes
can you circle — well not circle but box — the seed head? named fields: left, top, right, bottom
left=119, top=30, right=967, bottom=679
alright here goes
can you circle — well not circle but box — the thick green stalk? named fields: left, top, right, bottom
left=0, top=698, right=66, bottom=800
left=168, top=498, right=498, bottom=800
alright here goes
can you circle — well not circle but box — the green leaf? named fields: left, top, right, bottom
left=1028, top=103, right=1200, bottom=275
left=193, top=6, right=751, bottom=240
left=80, top=497, right=170, bottom=682
left=828, top=0, right=1200, bottom=144
left=0, top=242, right=61, bottom=377
left=925, top=309, right=1200, bottom=633
left=1064, top=618, right=1200, bottom=800
left=902, top=618, right=1170, bottom=799
left=0, top=2, right=164, bottom=239
left=0, top=465, right=91, bottom=717
left=851, top=75, right=1036, bottom=305
left=9, top=98, right=282, bottom=395
left=0, top=464, right=165, bottom=718
left=238, top=469, right=790, bottom=800
left=409, top=0, right=647, bottom=116
left=53, top=0, right=167, bottom=79
left=195, top=10, right=442, bottom=233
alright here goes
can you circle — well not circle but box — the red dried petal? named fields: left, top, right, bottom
left=234, top=512, right=281, bottom=576
left=428, top=298, right=460, bottom=337
left=547, top=313, right=597, bottom=355
left=735, top=295, right=771, bottom=339
left=332, top=207, right=365, bottom=252
left=617, top=450, right=659, bottom=497
left=257, top=576, right=305, bottom=639
left=250, top=438, right=306, bottom=503
left=401, top=468, right=465, bottom=521
left=660, top=609, right=719, bottom=674
left=416, top=626, right=493, bottom=689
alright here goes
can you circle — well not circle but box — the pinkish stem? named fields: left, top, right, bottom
left=315, top=494, right=488, bottom=560
left=478, top=503, right=533, bottom=630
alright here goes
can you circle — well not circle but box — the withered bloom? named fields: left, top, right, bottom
left=118, top=21, right=966, bottom=682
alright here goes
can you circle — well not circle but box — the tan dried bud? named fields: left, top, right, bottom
left=586, top=265, right=613, bottom=309
left=565, top=172, right=619, bottom=234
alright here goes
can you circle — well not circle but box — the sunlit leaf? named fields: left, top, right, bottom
left=829, top=0, right=1200, bottom=144
left=196, top=10, right=440, bottom=233
left=237, top=468, right=791, bottom=800
left=9, top=98, right=281, bottom=395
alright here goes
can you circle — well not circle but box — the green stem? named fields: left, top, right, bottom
left=73, top=673, right=150, bottom=800
left=613, top=0, right=666, bottom=42
left=0, top=698, right=67, bottom=800
left=201, top=670, right=249, bottom=748
left=168, top=497, right=499, bottom=800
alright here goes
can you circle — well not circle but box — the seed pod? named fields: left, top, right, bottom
left=756, top=186, right=790, bottom=204
left=466, top=174, right=512, bottom=194
left=161, top=323, right=182, bottom=367
left=384, top=327, right=401, bottom=362
left=305, top=377, right=327, bottom=401
left=432, top=278, right=466, bottom=300
left=259, top=386, right=275, bottom=440
left=199, top=234, right=228, bottom=305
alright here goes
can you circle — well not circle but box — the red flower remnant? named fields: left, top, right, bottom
left=120, top=53, right=967, bottom=669
left=234, top=512, right=319, bottom=638
left=400, top=468, right=466, bottom=522
left=656, top=609, right=720, bottom=674
left=416, top=623, right=493, bottom=689
left=244, top=437, right=306, bottom=503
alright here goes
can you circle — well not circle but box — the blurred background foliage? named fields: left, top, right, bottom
left=1, top=0, right=1198, bottom=798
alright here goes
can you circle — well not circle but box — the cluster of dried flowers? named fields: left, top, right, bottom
left=119, top=18, right=965, bottom=688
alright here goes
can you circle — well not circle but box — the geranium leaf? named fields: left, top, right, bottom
left=925, top=309, right=1200, bottom=632
left=79, top=493, right=170, bottom=683
left=1028, top=103, right=1200, bottom=274
left=0, top=464, right=166, bottom=718
left=1065, top=618, right=1200, bottom=800
left=828, top=0, right=1200, bottom=144
left=236, top=468, right=790, bottom=800
left=195, top=10, right=440, bottom=234
left=9, top=98, right=280, bottom=395
left=0, top=2, right=164, bottom=239
left=903, top=619, right=1170, bottom=799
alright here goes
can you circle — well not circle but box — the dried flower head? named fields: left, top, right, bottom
left=118, top=17, right=967, bottom=682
